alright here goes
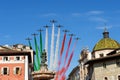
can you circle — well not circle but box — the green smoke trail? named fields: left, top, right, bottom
left=34, top=36, right=40, bottom=70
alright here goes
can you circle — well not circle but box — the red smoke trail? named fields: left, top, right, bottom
left=59, top=39, right=78, bottom=80
left=59, top=52, right=73, bottom=80
left=64, top=36, right=72, bottom=65
left=65, top=51, right=74, bottom=71
left=55, top=33, right=66, bottom=80
left=61, top=75, right=66, bottom=80
left=57, top=36, right=72, bottom=79
left=60, top=33, right=66, bottom=56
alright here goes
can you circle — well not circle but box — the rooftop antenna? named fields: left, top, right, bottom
left=104, top=23, right=107, bottom=32
left=103, top=23, right=109, bottom=38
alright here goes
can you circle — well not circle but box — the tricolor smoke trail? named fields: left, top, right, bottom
left=64, top=35, right=72, bottom=65
left=60, top=33, right=66, bottom=57
left=59, top=39, right=78, bottom=80
left=45, top=26, right=49, bottom=64
left=26, top=37, right=32, bottom=49
left=32, top=34, right=40, bottom=70
left=26, top=38, right=38, bottom=71
left=40, top=31, right=43, bottom=55
left=54, top=26, right=60, bottom=70
left=55, top=31, right=67, bottom=80
left=28, top=40, right=32, bottom=49
left=58, top=35, right=73, bottom=78
left=50, top=22, right=55, bottom=70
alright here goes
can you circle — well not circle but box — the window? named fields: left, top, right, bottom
left=3, top=56, right=9, bottom=61
left=104, top=77, right=108, bottom=80
left=116, top=59, right=120, bottom=67
left=1, top=67, right=9, bottom=75
left=118, top=75, right=120, bottom=80
left=14, top=67, right=21, bottom=75
left=15, top=56, right=21, bottom=61
left=3, top=68, right=7, bottom=75
left=16, top=56, right=20, bottom=61
left=99, top=53, right=103, bottom=57
left=103, top=62, right=106, bottom=68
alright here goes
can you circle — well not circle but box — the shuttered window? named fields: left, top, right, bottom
left=13, top=67, right=21, bottom=75
left=1, top=67, right=9, bottom=75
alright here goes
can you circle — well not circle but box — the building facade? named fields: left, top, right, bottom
left=0, top=44, right=34, bottom=80
left=85, top=29, right=120, bottom=80
left=79, top=48, right=91, bottom=80
left=67, top=65, right=80, bottom=80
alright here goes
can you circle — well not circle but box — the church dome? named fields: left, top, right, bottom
left=93, top=29, right=120, bottom=51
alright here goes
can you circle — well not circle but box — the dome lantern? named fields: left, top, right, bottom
left=93, top=29, right=120, bottom=51
left=103, top=28, right=109, bottom=38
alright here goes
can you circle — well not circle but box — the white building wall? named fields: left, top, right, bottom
left=25, top=55, right=28, bottom=80
left=94, top=50, right=113, bottom=58
left=93, top=59, right=120, bottom=80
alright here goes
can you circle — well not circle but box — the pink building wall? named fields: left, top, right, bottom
left=0, top=56, right=25, bottom=80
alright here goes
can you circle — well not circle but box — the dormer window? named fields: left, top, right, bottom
left=99, top=53, right=104, bottom=57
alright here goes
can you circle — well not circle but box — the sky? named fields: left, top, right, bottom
left=0, top=0, right=120, bottom=77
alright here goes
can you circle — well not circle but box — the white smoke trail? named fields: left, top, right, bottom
left=50, top=23, right=55, bottom=70
left=53, top=27, right=60, bottom=70
left=45, top=27, right=48, bottom=65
